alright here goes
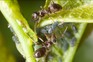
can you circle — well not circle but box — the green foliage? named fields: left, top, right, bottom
left=38, top=0, right=93, bottom=27
left=0, top=32, right=16, bottom=62
left=0, top=0, right=93, bottom=62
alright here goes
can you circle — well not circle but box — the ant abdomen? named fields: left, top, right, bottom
left=34, top=47, right=46, bottom=58
left=48, top=2, right=62, bottom=13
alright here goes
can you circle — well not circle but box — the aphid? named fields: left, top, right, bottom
left=48, top=2, right=62, bottom=13
left=12, top=36, right=20, bottom=44
left=41, top=25, right=53, bottom=34
left=64, top=30, right=74, bottom=38
left=57, top=38, right=69, bottom=52
left=71, top=25, right=78, bottom=33
left=8, top=24, right=16, bottom=35
left=41, top=22, right=59, bottom=34
left=63, top=41, right=69, bottom=51
left=34, top=47, right=46, bottom=58
left=70, top=37, right=77, bottom=47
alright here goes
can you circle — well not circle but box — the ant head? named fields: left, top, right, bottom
left=32, top=12, right=39, bottom=21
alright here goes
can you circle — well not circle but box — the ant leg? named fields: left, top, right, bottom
left=38, top=37, right=44, bottom=42
left=34, top=22, right=37, bottom=33
left=51, top=0, right=55, bottom=5
left=44, top=33, right=51, bottom=41
left=50, top=33, right=56, bottom=43
left=62, top=27, right=68, bottom=37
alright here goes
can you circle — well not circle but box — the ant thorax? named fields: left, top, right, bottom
left=38, top=9, right=48, bottom=17
left=32, top=2, right=62, bottom=22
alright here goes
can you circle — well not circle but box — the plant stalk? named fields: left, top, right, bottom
left=0, top=0, right=37, bottom=62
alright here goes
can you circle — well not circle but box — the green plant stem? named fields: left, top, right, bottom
left=0, top=0, right=37, bottom=62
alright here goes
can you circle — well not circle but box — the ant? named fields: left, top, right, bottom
left=34, top=34, right=56, bottom=58
left=32, top=9, right=48, bottom=22
left=32, top=2, right=62, bottom=22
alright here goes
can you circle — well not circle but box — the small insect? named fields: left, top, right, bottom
left=41, top=22, right=59, bottom=34
left=64, top=30, right=74, bottom=38
left=34, top=34, right=56, bottom=58
left=71, top=25, right=78, bottom=33
left=70, top=37, right=77, bottom=47
left=32, top=2, right=62, bottom=22
left=12, top=35, right=20, bottom=44
left=62, top=40, right=69, bottom=51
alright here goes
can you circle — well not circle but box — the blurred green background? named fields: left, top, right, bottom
left=0, top=0, right=93, bottom=62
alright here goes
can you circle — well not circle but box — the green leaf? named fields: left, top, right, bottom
left=0, top=0, right=37, bottom=62
left=37, top=0, right=93, bottom=27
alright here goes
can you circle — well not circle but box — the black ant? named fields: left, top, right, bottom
left=32, top=2, right=62, bottom=22
left=34, top=34, right=56, bottom=58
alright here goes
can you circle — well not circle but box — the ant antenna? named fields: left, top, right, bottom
left=50, top=33, right=56, bottom=42
left=40, top=6, right=43, bottom=9
left=34, top=22, right=37, bottom=33
left=40, top=6, right=45, bottom=10
left=62, top=27, right=68, bottom=37
left=51, top=0, right=54, bottom=4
